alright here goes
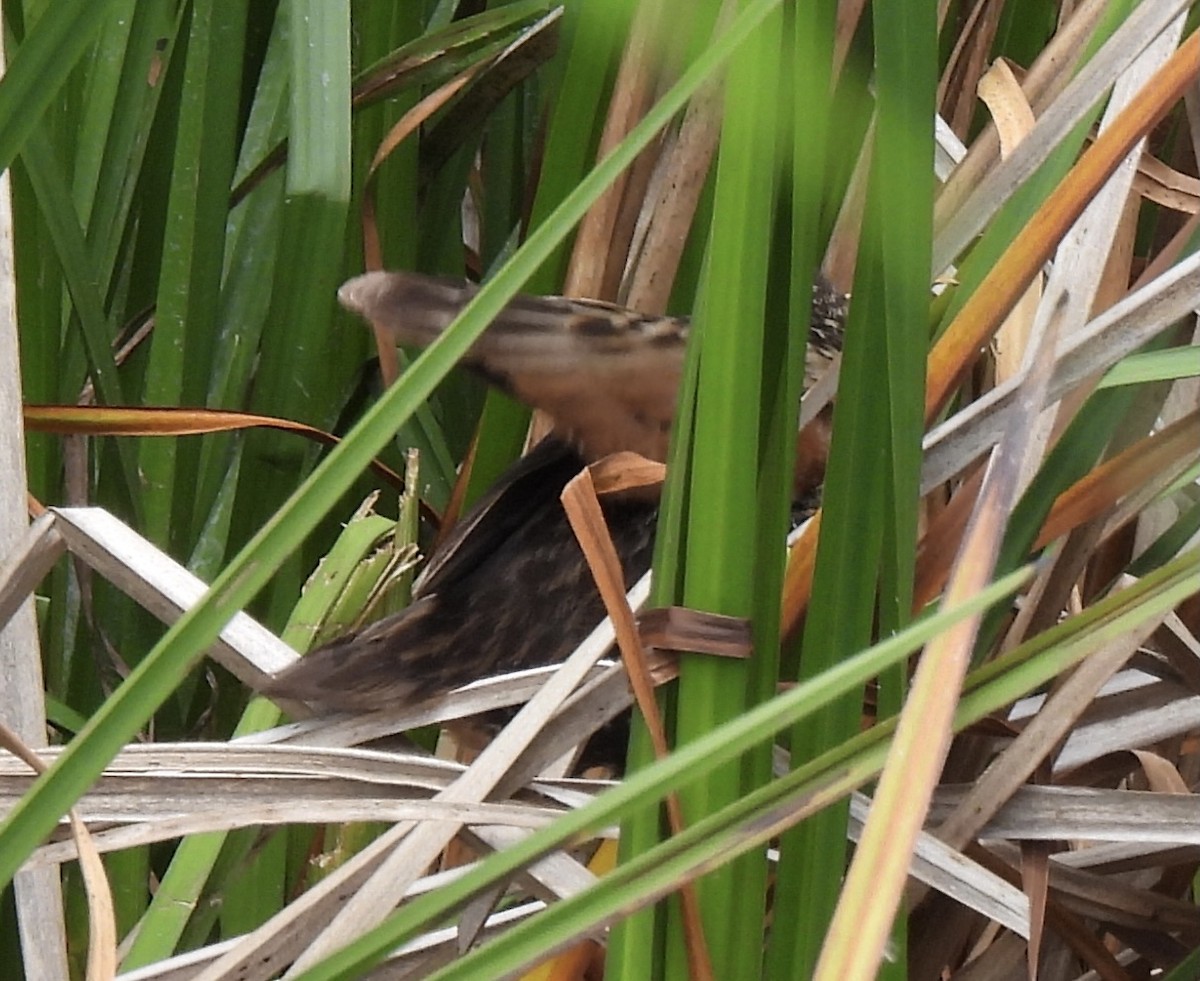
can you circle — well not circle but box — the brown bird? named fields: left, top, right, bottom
left=264, top=271, right=846, bottom=711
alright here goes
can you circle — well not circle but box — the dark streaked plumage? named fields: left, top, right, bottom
left=269, top=437, right=657, bottom=708
left=263, top=271, right=846, bottom=710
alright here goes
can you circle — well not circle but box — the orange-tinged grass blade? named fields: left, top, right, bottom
left=911, top=409, right=1199, bottom=610
left=24, top=403, right=411, bottom=500
left=912, top=466, right=986, bottom=609
left=925, top=30, right=1200, bottom=425
left=1034, top=408, right=1200, bottom=549
left=560, top=464, right=714, bottom=981
left=562, top=466, right=667, bottom=756
left=587, top=451, right=665, bottom=497
left=27, top=403, right=339, bottom=438
left=780, top=510, right=821, bottom=644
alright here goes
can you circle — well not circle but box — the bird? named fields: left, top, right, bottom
left=263, top=271, right=846, bottom=712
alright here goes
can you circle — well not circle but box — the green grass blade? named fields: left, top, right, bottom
left=664, top=2, right=784, bottom=975
left=136, top=0, right=247, bottom=549
left=0, top=0, right=124, bottom=173
left=227, top=0, right=354, bottom=620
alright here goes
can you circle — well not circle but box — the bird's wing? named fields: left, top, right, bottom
left=413, top=436, right=586, bottom=598
left=339, top=271, right=688, bottom=463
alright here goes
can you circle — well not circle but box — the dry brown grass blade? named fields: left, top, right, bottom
left=1020, top=839, right=1051, bottom=980
left=560, top=462, right=715, bottom=981
left=1157, top=612, right=1200, bottom=694
left=0, top=721, right=115, bottom=981
left=0, top=743, right=592, bottom=866
left=937, top=0, right=1005, bottom=140
left=561, top=465, right=668, bottom=761
left=622, top=75, right=721, bottom=312
left=0, top=512, right=63, bottom=632
left=1132, top=149, right=1200, bottom=213
left=201, top=626, right=621, bottom=976
left=935, top=596, right=1165, bottom=849
left=587, top=450, right=666, bottom=497
left=925, top=30, right=1199, bottom=424
left=832, top=0, right=868, bottom=79
left=988, top=838, right=1200, bottom=934
left=933, top=0, right=1109, bottom=233
left=564, top=0, right=669, bottom=302
left=1130, top=749, right=1190, bottom=793
left=622, top=0, right=738, bottom=313
left=824, top=115, right=872, bottom=291
left=978, top=59, right=1042, bottom=385
left=913, top=466, right=985, bottom=610
left=960, top=844, right=1136, bottom=980
left=637, top=606, right=752, bottom=660
left=25, top=402, right=333, bottom=437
